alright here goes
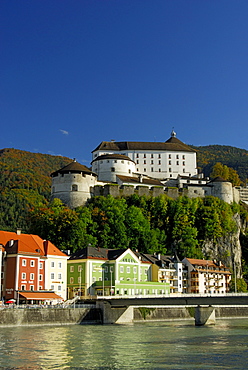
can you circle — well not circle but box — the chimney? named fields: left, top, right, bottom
left=16, top=229, right=21, bottom=235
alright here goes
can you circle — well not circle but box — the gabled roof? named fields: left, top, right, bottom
left=117, top=175, right=164, bottom=186
left=92, top=136, right=195, bottom=153
left=0, top=230, right=67, bottom=258
left=51, top=160, right=96, bottom=177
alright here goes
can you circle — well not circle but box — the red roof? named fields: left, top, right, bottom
left=0, top=231, right=67, bottom=257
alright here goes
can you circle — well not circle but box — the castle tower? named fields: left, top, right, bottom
left=209, top=177, right=234, bottom=204
left=91, top=154, right=136, bottom=182
left=51, top=160, right=97, bottom=208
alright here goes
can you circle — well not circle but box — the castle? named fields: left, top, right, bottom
left=51, top=131, right=248, bottom=208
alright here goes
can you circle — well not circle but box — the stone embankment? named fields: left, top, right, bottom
left=0, top=305, right=248, bottom=326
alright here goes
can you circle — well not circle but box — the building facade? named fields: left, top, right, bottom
left=0, top=230, right=68, bottom=303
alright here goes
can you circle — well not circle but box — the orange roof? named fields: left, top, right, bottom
left=19, top=291, right=63, bottom=300
left=186, top=258, right=216, bottom=267
left=0, top=230, right=67, bottom=257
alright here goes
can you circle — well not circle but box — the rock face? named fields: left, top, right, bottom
left=201, top=213, right=243, bottom=278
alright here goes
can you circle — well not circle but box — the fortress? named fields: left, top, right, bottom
left=51, top=131, right=248, bottom=208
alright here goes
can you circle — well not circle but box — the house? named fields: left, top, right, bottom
left=182, top=258, right=231, bottom=294
left=67, top=246, right=170, bottom=298
left=0, top=230, right=68, bottom=304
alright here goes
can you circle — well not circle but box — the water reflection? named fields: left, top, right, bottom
left=0, top=320, right=248, bottom=369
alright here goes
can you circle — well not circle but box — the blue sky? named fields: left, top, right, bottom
left=1, top=0, right=248, bottom=166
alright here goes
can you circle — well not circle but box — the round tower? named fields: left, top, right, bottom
left=209, top=177, right=233, bottom=204
left=91, top=154, right=136, bottom=182
left=51, top=160, right=97, bottom=208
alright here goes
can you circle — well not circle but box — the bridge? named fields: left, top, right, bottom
left=92, top=294, right=248, bottom=326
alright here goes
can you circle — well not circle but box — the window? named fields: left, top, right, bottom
left=120, top=266, right=124, bottom=273
left=30, top=285, right=34, bottom=291
left=169, top=168, right=172, bottom=172
left=51, top=273, right=55, bottom=279
left=127, top=267, right=130, bottom=273
left=158, top=154, right=161, bottom=158
left=21, top=285, right=26, bottom=290
left=151, top=160, right=153, bottom=164
left=133, top=267, right=137, bottom=274
left=58, top=262, right=62, bottom=268
left=78, top=277, right=81, bottom=284
left=39, top=262, right=43, bottom=269
left=72, top=184, right=78, bottom=191
left=78, top=265, right=82, bottom=272
left=22, top=259, right=26, bottom=266
left=136, top=153, right=139, bottom=158
left=176, top=154, right=179, bottom=159
left=70, top=277, right=74, bottom=284
left=144, top=154, right=146, bottom=158
left=51, top=262, right=55, bottom=268
left=144, top=160, right=146, bottom=164
left=99, top=277, right=102, bottom=281
left=30, top=260, right=35, bottom=267
left=183, top=161, right=185, bottom=166
left=51, top=285, right=55, bottom=291
left=39, top=286, right=42, bottom=290
left=30, top=273, right=34, bottom=280
left=151, top=167, right=153, bottom=172
left=70, top=266, right=74, bottom=272
left=39, top=274, right=43, bottom=281
left=111, top=167, right=115, bottom=172
left=144, top=168, right=146, bottom=172
left=151, top=154, right=153, bottom=158
left=22, top=273, right=26, bottom=279
left=169, top=160, right=171, bottom=165
left=176, top=161, right=179, bottom=165
left=58, top=273, right=62, bottom=280
left=110, top=266, right=113, bottom=272
left=158, top=168, right=161, bottom=172
left=136, top=160, right=139, bottom=164
left=169, top=154, right=171, bottom=159
left=104, top=266, right=108, bottom=273
left=58, top=285, right=62, bottom=291
left=93, top=277, right=96, bottom=282
left=182, top=155, right=185, bottom=159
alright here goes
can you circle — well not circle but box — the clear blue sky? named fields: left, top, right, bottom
left=1, top=0, right=248, bottom=166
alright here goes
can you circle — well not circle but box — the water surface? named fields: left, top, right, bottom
left=0, top=319, right=248, bottom=369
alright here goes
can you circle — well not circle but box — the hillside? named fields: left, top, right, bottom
left=0, top=143, right=248, bottom=232
left=0, top=148, right=71, bottom=231
left=191, top=144, right=248, bottom=182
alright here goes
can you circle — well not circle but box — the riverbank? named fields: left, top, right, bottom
left=0, top=305, right=248, bottom=326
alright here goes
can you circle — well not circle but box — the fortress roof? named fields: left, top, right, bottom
left=91, top=153, right=135, bottom=164
left=51, top=160, right=96, bottom=177
left=92, top=136, right=195, bottom=153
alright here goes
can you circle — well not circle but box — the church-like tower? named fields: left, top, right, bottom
left=51, top=160, right=97, bottom=208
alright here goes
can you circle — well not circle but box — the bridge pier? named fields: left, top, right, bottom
left=96, top=301, right=133, bottom=324
left=195, top=305, right=216, bottom=326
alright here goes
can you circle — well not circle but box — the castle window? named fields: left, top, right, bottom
left=107, top=160, right=110, bottom=163
left=158, top=154, right=161, bottom=158
left=169, top=154, right=171, bottom=159
left=114, top=160, right=117, bottom=163
left=144, top=168, right=146, bottom=172
left=158, top=160, right=161, bottom=165
left=182, top=155, right=185, bottom=159
left=176, top=155, right=179, bottom=159
left=111, top=167, right=115, bottom=172
left=151, top=160, right=153, bottom=164
left=144, top=154, right=146, bottom=158
left=136, top=153, right=139, bottom=158
left=169, top=160, right=171, bottom=165
left=151, top=154, right=153, bottom=158
left=151, top=167, right=153, bottom=172
left=136, top=160, right=139, bottom=164
left=183, top=169, right=185, bottom=173
left=158, top=168, right=161, bottom=172
left=144, top=160, right=146, bottom=164
left=169, top=168, right=172, bottom=172
left=137, top=168, right=139, bottom=171
left=128, top=169, right=131, bottom=173
left=183, top=161, right=185, bottom=166
left=121, top=161, right=124, bottom=164
left=72, top=184, right=78, bottom=191
left=176, top=161, right=179, bottom=165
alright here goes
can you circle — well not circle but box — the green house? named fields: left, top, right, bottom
left=67, top=247, right=170, bottom=299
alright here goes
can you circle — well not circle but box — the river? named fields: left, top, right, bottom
left=0, top=319, right=248, bottom=369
